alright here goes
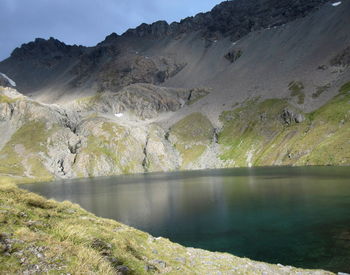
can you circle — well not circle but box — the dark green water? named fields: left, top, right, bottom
left=22, top=167, right=350, bottom=272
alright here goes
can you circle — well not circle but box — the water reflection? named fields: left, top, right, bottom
left=23, top=167, right=350, bottom=272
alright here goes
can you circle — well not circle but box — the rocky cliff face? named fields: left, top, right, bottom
left=0, top=85, right=212, bottom=181
left=0, top=0, right=350, bottom=182
left=0, top=38, right=185, bottom=97
left=1, top=78, right=350, bottom=182
left=124, top=0, right=329, bottom=40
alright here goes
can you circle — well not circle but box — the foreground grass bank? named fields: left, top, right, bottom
left=0, top=181, right=334, bottom=275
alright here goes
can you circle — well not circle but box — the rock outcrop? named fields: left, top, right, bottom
left=0, top=86, right=203, bottom=180
left=124, top=0, right=329, bottom=40
left=74, top=84, right=210, bottom=119
left=330, top=45, right=350, bottom=66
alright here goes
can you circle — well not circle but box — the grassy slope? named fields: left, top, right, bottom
left=169, top=112, right=213, bottom=168
left=0, top=121, right=55, bottom=182
left=0, top=94, right=17, bottom=104
left=0, top=182, right=334, bottom=275
left=75, top=119, right=144, bottom=177
left=1, top=82, right=350, bottom=181
left=219, top=82, right=350, bottom=167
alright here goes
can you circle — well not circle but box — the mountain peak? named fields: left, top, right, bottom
left=121, top=0, right=329, bottom=40
left=10, top=37, right=84, bottom=60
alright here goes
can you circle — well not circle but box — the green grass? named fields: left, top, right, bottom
left=339, top=81, right=350, bottom=94
left=169, top=113, right=213, bottom=168
left=0, top=94, right=17, bottom=104
left=186, top=91, right=209, bottom=105
left=289, top=81, right=305, bottom=104
left=219, top=98, right=289, bottom=166
left=75, top=120, right=143, bottom=177
left=0, top=121, right=55, bottom=181
left=218, top=81, right=350, bottom=167
left=0, top=182, right=334, bottom=275
left=76, top=93, right=103, bottom=109
left=170, top=113, right=213, bottom=142
left=175, top=144, right=207, bottom=167
left=312, top=84, right=330, bottom=98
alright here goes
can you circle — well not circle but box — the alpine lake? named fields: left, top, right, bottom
left=22, top=166, right=350, bottom=273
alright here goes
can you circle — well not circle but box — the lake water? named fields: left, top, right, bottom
left=22, top=166, right=350, bottom=273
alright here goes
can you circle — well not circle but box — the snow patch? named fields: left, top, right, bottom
left=0, top=73, right=16, bottom=87
left=115, top=113, right=124, bottom=118
left=332, top=1, right=341, bottom=6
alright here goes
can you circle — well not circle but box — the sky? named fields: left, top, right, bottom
left=0, top=0, right=223, bottom=61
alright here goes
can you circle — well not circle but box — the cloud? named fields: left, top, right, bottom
left=0, top=0, right=222, bottom=61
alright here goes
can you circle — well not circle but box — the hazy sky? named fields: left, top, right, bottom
left=0, top=0, right=223, bottom=61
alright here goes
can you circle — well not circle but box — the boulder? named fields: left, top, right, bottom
left=281, top=108, right=305, bottom=125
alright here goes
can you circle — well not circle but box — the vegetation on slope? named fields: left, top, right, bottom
left=0, top=182, right=334, bottom=275
left=0, top=94, right=17, bottom=104
left=312, top=84, right=330, bottom=99
left=169, top=113, right=214, bottom=168
left=219, top=81, right=350, bottom=167
left=289, top=81, right=305, bottom=104
left=0, top=121, right=55, bottom=182
left=74, top=119, right=144, bottom=177
left=1, top=82, right=349, bottom=182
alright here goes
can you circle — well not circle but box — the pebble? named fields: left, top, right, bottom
left=174, top=257, right=186, bottom=264
left=18, top=212, right=28, bottom=218
left=116, top=265, right=129, bottom=275
left=145, top=265, right=156, bottom=272
left=151, top=259, right=166, bottom=268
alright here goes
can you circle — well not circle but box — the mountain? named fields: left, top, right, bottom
left=0, top=0, right=350, bottom=182
left=0, top=0, right=334, bottom=101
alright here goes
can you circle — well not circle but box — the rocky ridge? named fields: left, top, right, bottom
left=123, top=0, right=329, bottom=40
left=0, top=0, right=332, bottom=100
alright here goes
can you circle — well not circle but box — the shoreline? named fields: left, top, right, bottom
left=0, top=179, right=336, bottom=274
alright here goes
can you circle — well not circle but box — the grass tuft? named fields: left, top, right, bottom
left=289, top=81, right=305, bottom=104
